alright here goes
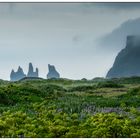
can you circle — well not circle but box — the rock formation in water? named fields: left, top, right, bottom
left=10, top=66, right=26, bottom=81
left=47, top=64, right=60, bottom=79
left=10, top=63, right=39, bottom=81
left=27, top=63, right=39, bottom=77
left=106, top=35, right=140, bottom=78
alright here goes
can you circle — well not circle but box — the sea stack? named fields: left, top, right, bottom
left=10, top=66, right=26, bottom=81
left=47, top=64, right=60, bottom=79
left=106, top=35, right=140, bottom=78
left=27, top=63, right=39, bottom=77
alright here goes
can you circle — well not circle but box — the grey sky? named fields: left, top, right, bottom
left=0, top=2, right=140, bottom=80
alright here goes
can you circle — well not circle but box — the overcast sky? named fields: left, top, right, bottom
left=1, top=2, right=140, bottom=80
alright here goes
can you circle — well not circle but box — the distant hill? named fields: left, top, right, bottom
left=19, top=77, right=44, bottom=81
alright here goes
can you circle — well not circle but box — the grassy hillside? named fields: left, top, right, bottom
left=0, top=77, right=140, bottom=137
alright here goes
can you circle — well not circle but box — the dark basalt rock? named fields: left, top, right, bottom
left=107, top=35, right=140, bottom=78
left=10, top=66, right=26, bottom=81
left=27, top=63, right=39, bottom=77
left=47, top=64, right=60, bottom=79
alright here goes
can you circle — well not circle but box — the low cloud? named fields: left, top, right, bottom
left=98, top=17, right=140, bottom=52
left=83, top=3, right=140, bottom=11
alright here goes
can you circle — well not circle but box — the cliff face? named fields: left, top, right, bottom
left=106, top=36, right=140, bottom=78
left=47, top=64, right=60, bottom=79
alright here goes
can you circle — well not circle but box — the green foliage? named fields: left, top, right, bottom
left=0, top=88, right=11, bottom=105
left=117, top=87, right=140, bottom=107
left=0, top=105, right=139, bottom=138
left=0, top=77, right=139, bottom=137
left=97, top=81, right=124, bottom=88
left=111, top=76, right=140, bottom=84
left=37, top=84, right=66, bottom=97
left=68, top=85, right=96, bottom=92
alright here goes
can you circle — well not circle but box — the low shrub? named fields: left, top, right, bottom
left=69, top=85, right=96, bottom=92
left=97, top=81, right=124, bottom=88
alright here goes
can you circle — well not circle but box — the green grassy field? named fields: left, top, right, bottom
left=0, top=77, right=140, bottom=137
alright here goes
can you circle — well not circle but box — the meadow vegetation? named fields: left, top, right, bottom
left=0, top=77, right=140, bottom=137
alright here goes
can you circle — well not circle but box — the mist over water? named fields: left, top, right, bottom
left=1, top=3, right=140, bottom=80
